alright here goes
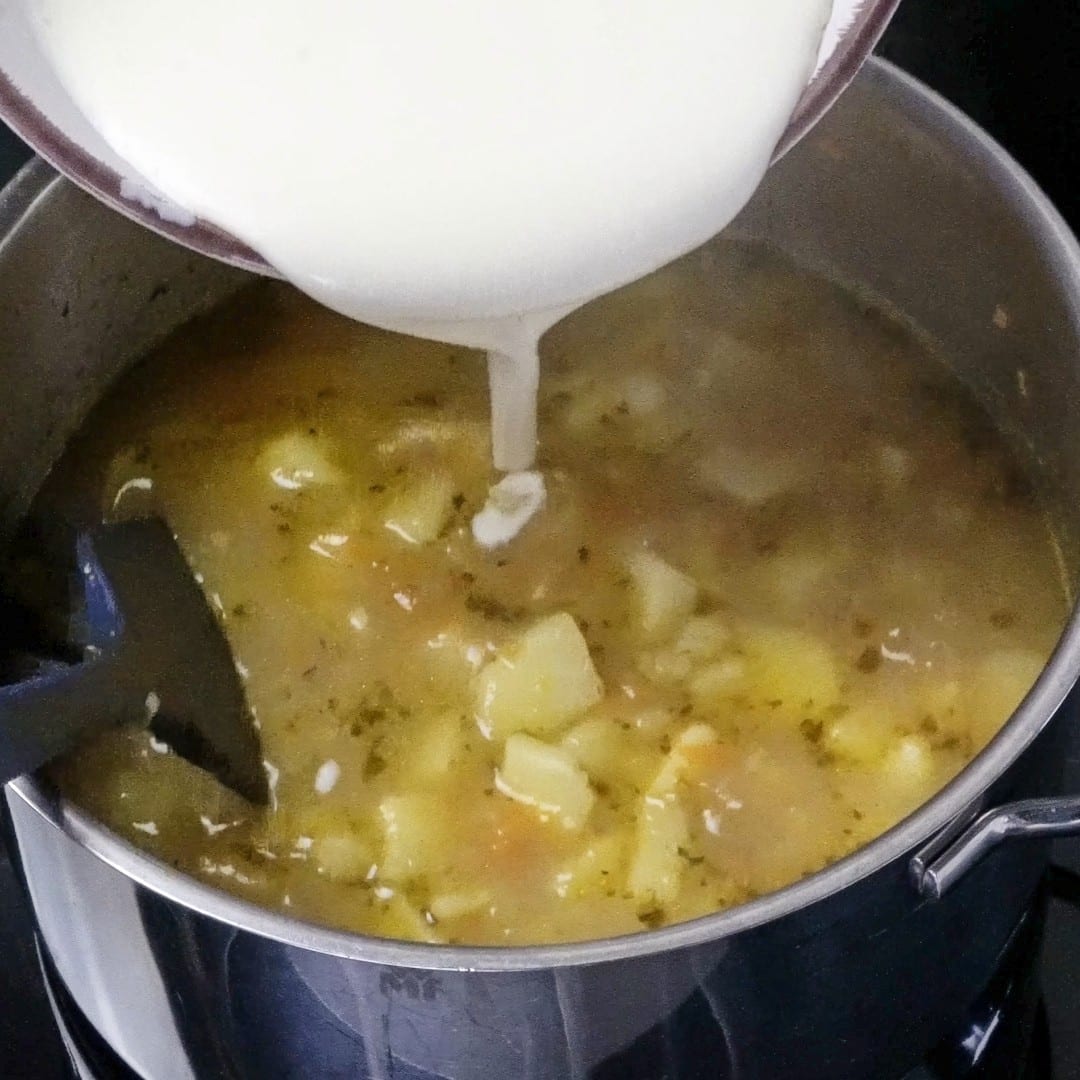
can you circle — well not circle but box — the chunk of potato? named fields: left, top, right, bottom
left=428, top=888, right=493, bottom=921
left=376, top=418, right=487, bottom=460
left=401, top=711, right=465, bottom=782
left=759, top=550, right=831, bottom=610
left=628, top=550, right=698, bottom=640
left=314, top=833, right=375, bottom=884
left=918, top=678, right=961, bottom=721
left=636, top=648, right=693, bottom=686
left=258, top=431, right=343, bottom=490
left=560, top=371, right=667, bottom=438
left=496, top=733, right=595, bottom=829
left=739, top=625, right=841, bottom=716
left=695, top=444, right=805, bottom=505
left=822, top=703, right=893, bottom=766
left=672, top=615, right=731, bottom=661
left=649, top=723, right=718, bottom=795
left=630, top=706, right=676, bottom=738
left=384, top=469, right=455, bottom=545
left=560, top=716, right=661, bottom=791
left=882, top=734, right=935, bottom=789
left=379, top=793, right=450, bottom=881
left=553, top=834, right=626, bottom=899
left=967, top=649, right=1044, bottom=747
left=877, top=444, right=915, bottom=485
left=627, top=795, right=688, bottom=907
left=688, top=657, right=747, bottom=710
left=560, top=717, right=627, bottom=783
left=475, top=613, right=603, bottom=738
left=639, top=614, right=733, bottom=687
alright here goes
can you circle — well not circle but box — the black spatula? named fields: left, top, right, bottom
left=0, top=517, right=267, bottom=804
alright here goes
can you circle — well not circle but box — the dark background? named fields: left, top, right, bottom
left=1, top=1, right=1080, bottom=1076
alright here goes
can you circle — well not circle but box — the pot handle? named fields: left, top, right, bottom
left=910, top=795, right=1080, bottom=899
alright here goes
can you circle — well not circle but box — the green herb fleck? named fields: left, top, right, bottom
left=638, top=907, right=666, bottom=929
left=465, top=592, right=524, bottom=623
left=855, top=646, right=882, bottom=674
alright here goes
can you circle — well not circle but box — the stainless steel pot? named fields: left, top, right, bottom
left=4, top=58, right=1080, bottom=1080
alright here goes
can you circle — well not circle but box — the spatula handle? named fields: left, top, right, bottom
left=0, top=650, right=145, bottom=785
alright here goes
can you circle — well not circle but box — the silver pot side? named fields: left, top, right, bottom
left=3, top=57, right=1080, bottom=1079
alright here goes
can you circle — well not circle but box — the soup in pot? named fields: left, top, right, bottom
left=31, top=242, right=1066, bottom=945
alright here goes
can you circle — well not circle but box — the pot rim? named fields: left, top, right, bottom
left=6, top=56, right=1080, bottom=973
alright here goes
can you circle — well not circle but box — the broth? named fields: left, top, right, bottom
left=36, top=243, right=1066, bottom=945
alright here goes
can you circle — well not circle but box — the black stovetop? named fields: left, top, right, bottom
left=3, top=2, right=1080, bottom=1077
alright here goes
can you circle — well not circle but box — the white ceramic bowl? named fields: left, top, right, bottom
left=0, top=0, right=898, bottom=275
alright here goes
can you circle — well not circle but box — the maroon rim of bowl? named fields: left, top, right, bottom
left=777, top=0, right=902, bottom=159
left=0, top=0, right=899, bottom=279
left=0, top=70, right=271, bottom=274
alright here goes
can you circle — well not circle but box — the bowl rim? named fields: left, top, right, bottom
left=6, top=56, right=1080, bottom=973
left=777, top=0, right=902, bottom=161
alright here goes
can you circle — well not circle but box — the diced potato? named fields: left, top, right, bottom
left=258, top=430, right=343, bottom=490
left=689, top=657, right=747, bottom=709
left=428, top=888, right=493, bottom=921
left=475, top=613, right=603, bottom=739
left=640, top=614, right=734, bottom=686
left=760, top=551, right=831, bottom=609
left=630, top=706, right=675, bottom=738
left=649, top=723, right=718, bottom=796
left=560, top=384, right=607, bottom=433
left=877, top=444, right=915, bottom=485
left=401, top=711, right=465, bottom=782
left=561, top=371, right=667, bottom=435
left=823, top=703, right=892, bottom=766
left=265, top=801, right=358, bottom=854
left=882, top=734, right=935, bottom=789
left=620, top=372, right=667, bottom=414
left=314, top=833, right=375, bottom=884
left=627, top=795, right=688, bottom=907
left=376, top=418, right=487, bottom=459
left=672, top=615, right=731, bottom=661
left=496, top=733, right=595, bottom=829
left=379, top=793, right=450, bottom=881
left=560, top=717, right=627, bottom=782
left=739, top=625, right=841, bottom=715
left=967, top=649, right=1044, bottom=746
left=628, top=550, right=698, bottom=639
left=636, top=648, right=693, bottom=686
left=696, top=444, right=804, bottom=505
left=384, top=469, right=455, bottom=545
left=918, top=678, right=961, bottom=720
left=553, top=834, right=626, bottom=899
left=561, top=715, right=664, bottom=792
